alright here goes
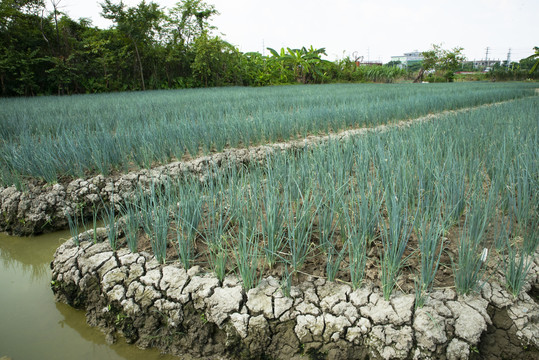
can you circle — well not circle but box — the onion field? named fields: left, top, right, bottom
left=58, top=90, right=538, bottom=302
left=0, top=82, right=537, bottom=186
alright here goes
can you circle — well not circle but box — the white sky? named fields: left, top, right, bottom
left=53, top=0, right=538, bottom=63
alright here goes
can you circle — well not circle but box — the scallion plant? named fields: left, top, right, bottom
left=120, top=199, right=140, bottom=253
left=453, top=186, right=494, bottom=295
left=415, top=201, right=445, bottom=307
left=100, top=193, right=119, bottom=251
left=285, top=182, right=319, bottom=273
left=503, top=237, right=534, bottom=298
left=260, top=169, right=286, bottom=268
left=380, top=190, right=417, bottom=300
left=66, top=210, right=80, bottom=246
left=234, top=207, right=262, bottom=290
left=175, top=181, right=202, bottom=269
left=139, top=183, right=171, bottom=264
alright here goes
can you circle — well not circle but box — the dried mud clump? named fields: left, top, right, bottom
left=51, top=238, right=539, bottom=360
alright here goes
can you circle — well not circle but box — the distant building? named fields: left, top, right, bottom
left=357, top=61, right=383, bottom=66
left=463, top=59, right=502, bottom=70
left=390, top=50, right=424, bottom=68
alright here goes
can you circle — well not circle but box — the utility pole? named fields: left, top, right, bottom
left=506, top=48, right=511, bottom=68
left=485, top=47, right=490, bottom=67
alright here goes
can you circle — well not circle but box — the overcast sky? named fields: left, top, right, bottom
left=52, top=0, right=537, bottom=63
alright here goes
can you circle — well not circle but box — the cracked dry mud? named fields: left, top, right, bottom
left=51, top=233, right=539, bottom=360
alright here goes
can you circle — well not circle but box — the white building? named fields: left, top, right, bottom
left=390, top=50, right=424, bottom=68
left=465, top=59, right=502, bottom=69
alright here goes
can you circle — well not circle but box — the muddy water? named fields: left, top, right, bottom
left=0, top=231, right=176, bottom=360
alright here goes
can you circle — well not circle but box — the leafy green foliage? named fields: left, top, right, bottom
left=0, top=0, right=412, bottom=97
left=422, top=44, right=466, bottom=82
left=524, top=46, right=539, bottom=74
left=266, top=46, right=331, bottom=84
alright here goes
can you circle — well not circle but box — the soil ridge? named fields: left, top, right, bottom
left=51, top=232, right=539, bottom=360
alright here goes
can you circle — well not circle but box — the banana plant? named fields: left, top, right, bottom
left=267, top=46, right=330, bottom=83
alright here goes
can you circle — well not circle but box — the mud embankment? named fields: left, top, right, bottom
left=51, top=232, right=539, bottom=360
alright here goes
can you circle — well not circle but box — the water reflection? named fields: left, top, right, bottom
left=0, top=232, right=67, bottom=282
left=54, top=301, right=174, bottom=360
left=0, top=231, right=177, bottom=360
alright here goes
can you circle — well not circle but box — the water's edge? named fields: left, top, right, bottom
left=0, top=231, right=177, bottom=360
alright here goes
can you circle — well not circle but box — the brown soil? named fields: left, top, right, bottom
left=477, top=305, right=539, bottom=360
left=118, top=209, right=515, bottom=295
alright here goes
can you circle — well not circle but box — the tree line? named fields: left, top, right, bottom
left=0, top=0, right=411, bottom=96
left=1, top=0, right=536, bottom=97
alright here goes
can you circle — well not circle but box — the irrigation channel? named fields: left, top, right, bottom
left=0, top=230, right=176, bottom=360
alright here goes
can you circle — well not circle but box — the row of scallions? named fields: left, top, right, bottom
left=65, top=95, right=538, bottom=300
left=2, top=83, right=538, bottom=187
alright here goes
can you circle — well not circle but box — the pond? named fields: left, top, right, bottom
left=0, top=231, right=176, bottom=360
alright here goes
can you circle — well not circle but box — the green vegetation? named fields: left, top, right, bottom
left=422, top=44, right=466, bottom=82
left=0, top=0, right=409, bottom=96
left=1, top=82, right=536, bottom=186
left=102, top=196, right=119, bottom=251
left=2, top=2, right=537, bottom=96
left=415, top=203, right=445, bottom=306
left=524, top=46, right=539, bottom=74
left=174, top=180, right=202, bottom=269
left=453, top=187, right=495, bottom=295
left=503, top=238, right=534, bottom=298
left=121, top=200, right=140, bottom=253
left=66, top=210, right=81, bottom=246
left=62, top=94, right=538, bottom=299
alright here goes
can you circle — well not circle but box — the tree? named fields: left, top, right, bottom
left=160, top=0, right=218, bottom=87
left=421, top=44, right=465, bottom=82
left=384, top=60, right=402, bottom=68
left=3, top=0, right=475, bottom=96
left=0, top=0, right=53, bottom=95
left=242, top=52, right=284, bottom=86
left=191, top=32, right=240, bottom=87
left=50, top=0, right=62, bottom=48
left=0, top=0, right=45, bottom=31
left=101, top=0, right=164, bottom=90
left=165, top=0, right=218, bottom=47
